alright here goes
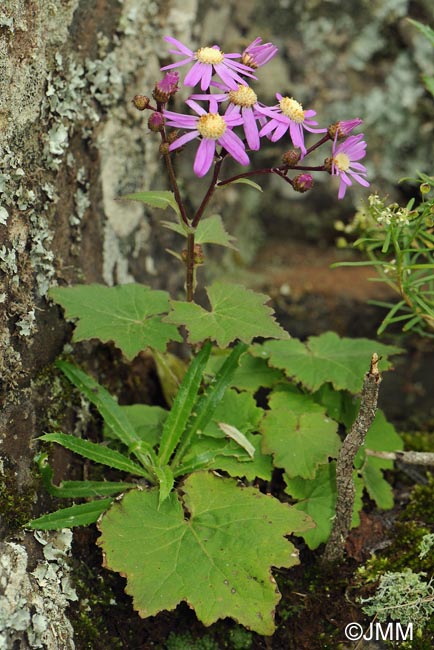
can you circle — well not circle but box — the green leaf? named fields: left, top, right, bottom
left=202, top=388, right=263, bottom=439
left=284, top=463, right=337, bottom=549
left=120, top=190, right=180, bottom=215
left=98, top=472, right=313, bottom=634
left=40, top=433, right=151, bottom=477
left=360, top=460, right=393, bottom=510
left=206, top=349, right=285, bottom=392
left=195, top=214, right=238, bottom=249
left=260, top=389, right=341, bottom=478
left=165, top=282, right=289, bottom=348
left=36, top=452, right=134, bottom=498
left=284, top=464, right=364, bottom=549
left=155, top=465, right=175, bottom=505
left=104, top=404, right=168, bottom=448
left=254, top=332, right=402, bottom=393
left=57, top=361, right=156, bottom=473
left=49, top=284, right=182, bottom=359
left=179, top=433, right=273, bottom=481
left=162, top=214, right=238, bottom=250
left=407, top=18, right=434, bottom=47
left=157, top=342, right=212, bottom=466
left=172, top=343, right=248, bottom=466
left=219, top=178, right=263, bottom=192
left=28, top=499, right=113, bottom=530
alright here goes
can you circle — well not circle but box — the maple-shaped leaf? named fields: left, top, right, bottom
left=254, top=332, right=402, bottom=393
left=162, top=214, right=237, bottom=250
left=49, top=284, right=182, bottom=359
left=165, top=282, right=289, bottom=348
left=260, top=388, right=341, bottom=478
left=284, top=463, right=364, bottom=549
left=206, top=350, right=285, bottom=392
left=98, top=472, right=312, bottom=635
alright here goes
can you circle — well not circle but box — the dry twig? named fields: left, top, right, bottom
left=322, top=353, right=382, bottom=564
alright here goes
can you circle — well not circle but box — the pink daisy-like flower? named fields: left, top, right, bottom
left=241, top=37, right=278, bottom=69
left=161, top=36, right=256, bottom=91
left=331, top=133, right=369, bottom=199
left=190, top=83, right=265, bottom=151
left=258, top=93, right=326, bottom=155
left=163, top=98, right=249, bottom=177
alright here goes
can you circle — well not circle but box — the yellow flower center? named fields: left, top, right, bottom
left=279, top=97, right=305, bottom=123
left=195, top=47, right=225, bottom=65
left=228, top=85, right=257, bottom=107
left=333, top=152, right=350, bottom=172
left=197, top=113, right=227, bottom=139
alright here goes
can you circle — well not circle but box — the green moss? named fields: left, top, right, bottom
left=0, top=457, right=36, bottom=531
left=166, top=632, right=219, bottom=650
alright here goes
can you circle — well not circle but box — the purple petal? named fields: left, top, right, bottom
left=169, top=130, right=200, bottom=151
left=242, top=107, right=260, bottom=150
left=185, top=99, right=207, bottom=116
left=350, top=171, right=370, bottom=187
left=200, top=64, right=213, bottom=90
left=164, top=36, right=193, bottom=56
left=219, top=129, right=249, bottom=166
left=272, top=122, right=290, bottom=142
left=161, top=58, right=194, bottom=71
left=194, top=138, right=216, bottom=176
left=185, top=61, right=207, bottom=87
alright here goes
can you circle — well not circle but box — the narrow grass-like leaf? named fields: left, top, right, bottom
left=157, top=342, right=212, bottom=466
left=155, top=465, right=175, bottom=505
left=219, top=178, right=263, bottom=192
left=40, top=433, right=150, bottom=477
left=28, top=499, right=113, bottom=530
left=57, top=360, right=156, bottom=474
left=171, top=343, right=248, bottom=467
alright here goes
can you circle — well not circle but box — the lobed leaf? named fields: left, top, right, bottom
left=284, top=464, right=364, bottom=549
left=260, top=388, right=341, bottom=478
left=165, top=282, right=289, bottom=348
left=98, top=472, right=313, bottom=634
left=254, top=332, right=402, bottom=393
left=50, top=284, right=182, bottom=359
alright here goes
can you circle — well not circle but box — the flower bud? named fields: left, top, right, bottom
left=324, top=157, right=333, bottom=174
left=167, top=129, right=179, bottom=144
left=152, top=72, right=179, bottom=104
left=148, top=111, right=165, bottom=132
left=193, top=244, right=204, bottom=265
left=292, top=173, right=314, bottom=193
left=328, top=119, right=362, bottom=140
left=282, top=149, right=301, bottom=166
left=420, top=183, right=431, bottom=195
left=159, top=142, right=170, bottom=155
left=132, top=95, right=150, bottom=111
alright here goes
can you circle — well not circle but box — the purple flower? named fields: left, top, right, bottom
left=161, top=36, right=256, bottom=91
left=241, top=37, right=278, bottom=69
left=163, top=98, right=249, bottom=177
left=190, top=83, right=265, bottom=151
left=258, top=94, right=326, bottom=155
left=331, top=133, right=369, bottom=199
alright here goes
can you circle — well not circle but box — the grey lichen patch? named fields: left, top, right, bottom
left=0, top=530, right=77, bottom=650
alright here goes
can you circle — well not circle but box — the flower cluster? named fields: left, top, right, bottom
left=138, top=35, right=369, bottom=198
